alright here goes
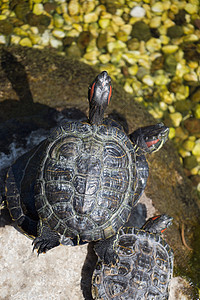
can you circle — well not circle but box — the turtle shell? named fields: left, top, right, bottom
left=5, top=141, right=48, bottom=237
left=34, top=121, right=137, bottom=242
left=92, top=227, right=173, bottom=299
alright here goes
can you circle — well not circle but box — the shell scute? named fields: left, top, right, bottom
left=45, top=213, right=61, bottom=231
left=129, top=269, right=150, bottom=288
left=44, top=160, right=74, bottom=182
left=96, top=124, right=110, bottom=137
left=45, top=182, right=73, bottom=205
left=139, top=239, right=154, bottom=255
left=48, top=124, right=72, bottom=142
left=97, top=190, right=125, bottom=212
left=73, top=175, right=100, bottom=195
left=75, top=122, right=92, bottom=134
left=118, top=261, right=131, bottom=276
left=104, top=276, right=128, bottom=298
left=9, top=205, right=23, bottom=221
left=101, top=169, right=129, bottom=193
left=117, top=234, right=138, bottom=256
left=34, top=189, right=46, bottom=211
left=103, top=141, right=129, bottom=168
left=52, top=202, right=74, bottom=220
left=73, top=194, right=96, bottom=215
left=65, top=215, right=94, bottom=233
left=136, top=252, right=154, bottom=271
left=38, top=203, right=53, bottom=221
left=89, top=207, right=111, bottom=226
left=76, top=156, right=101, bottom=175
left=118, top=206, right=132, bottom=225
left=50, top=137, right=82, bottom=161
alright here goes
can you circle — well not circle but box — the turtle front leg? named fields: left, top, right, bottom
left=32, top=220, right=60, bottom=254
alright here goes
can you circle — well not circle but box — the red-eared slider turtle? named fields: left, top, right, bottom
left=3, top=71, right=169, bottom=253
left=92, top=215, right=174, bottom=300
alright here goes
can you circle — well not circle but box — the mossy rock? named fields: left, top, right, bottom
left=13, top=2, right=31, bottom=21
left=0, top=20, right=13, bottom=35
left=167, top=25, right=184, bottom=39
left=131, top=21, right=152, bottom=42
left=26, top=13, right=51, bottom=27
left=174, top=100, right=192, bottom=113
left=164, top=54, right=177, bottom=74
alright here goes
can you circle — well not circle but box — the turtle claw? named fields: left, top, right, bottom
left=32, top=236, right=60, bottom=254
left=32, top=238, right=52, bottom=255
left=32, top=223, right=60, bottom=254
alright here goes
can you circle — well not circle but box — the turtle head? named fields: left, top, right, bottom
left=88, top=71, right=112, bottom=125
left=130, top=123, right=169, bottom=154
left=142, top=214, right=173, bottom=234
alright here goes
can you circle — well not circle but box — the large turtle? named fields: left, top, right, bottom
left=3, top=71, right=169, bottom=253
left=92, top=215, right=174, bottom=300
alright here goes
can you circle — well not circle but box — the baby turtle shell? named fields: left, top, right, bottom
left=92, top=226, right=173, bottom=300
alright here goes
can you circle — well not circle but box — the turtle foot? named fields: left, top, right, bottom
left=32, top=223, right=60, bottom=254
left=32, top=237, right=59, bottom=254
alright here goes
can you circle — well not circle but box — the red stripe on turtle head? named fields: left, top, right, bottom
left=146, top=138, right=159, bottom=148
left=108, top=85, right=112, bottom=104
left=151, top=215, right=160, bottom=221
left=89, top=82, right=96, bottom=102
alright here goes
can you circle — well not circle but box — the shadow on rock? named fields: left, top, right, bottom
left=1, top=48, right=34, bottom=105
left=81, top=242, right=97, bottom=300
left=0, top=49, right=58, bottom=151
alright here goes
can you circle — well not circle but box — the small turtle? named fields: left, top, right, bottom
left=3, top=71, right=169, bottom=253
left=92, top=215, right=174, bottom=300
